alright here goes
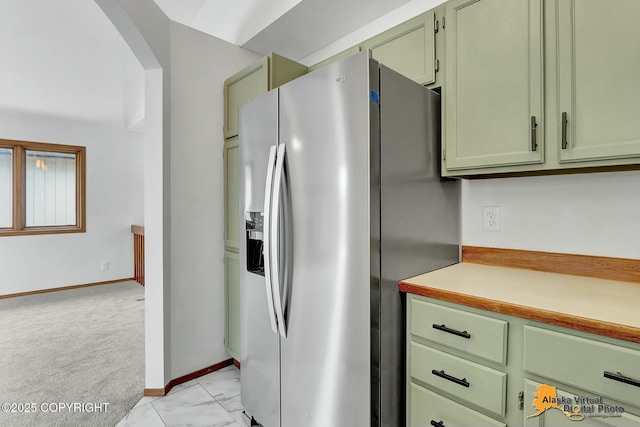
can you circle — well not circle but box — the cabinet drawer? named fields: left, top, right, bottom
left=524, top=326, right=640, bottom=408
left=409, top=382, right=505, bottom=427
left=410, top=297, right=508, bottom=364
left=410, top=342, right=507, bottom=417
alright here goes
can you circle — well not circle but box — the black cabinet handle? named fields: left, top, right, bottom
left=431, top=369, right=470, bottom=388
left=561, top=112, right=568, bottom=149
left=531, top=116, right=538, bottom=151
left=432, top=324, right=471, bottom=339
left=604, top=371, right=640, bottom=388
left=430, top=421, right=446, bottom=427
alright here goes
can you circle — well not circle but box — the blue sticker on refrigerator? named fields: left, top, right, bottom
left=370, top=90, right=379, bottom=105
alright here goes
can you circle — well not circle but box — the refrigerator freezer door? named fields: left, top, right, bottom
left=239, top=90, right=280, bottom=427
left=278, top=53, right=374, bottom=427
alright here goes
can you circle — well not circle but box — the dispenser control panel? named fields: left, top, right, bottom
left=245, top=211, right=264, bottom=276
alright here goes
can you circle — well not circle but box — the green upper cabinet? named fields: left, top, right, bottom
left=557, top=0, right=640, bottom=163
left=444, top=0, right=544, bottom=171
left=224, top=53, right=307, bottom=139
left=224, top=57, right=268, bottom=139
left=360, top=10, right=437, bottom=86
left=309, top=46, right=361, bottom=72
left=428, top=4, right=446, bottom=90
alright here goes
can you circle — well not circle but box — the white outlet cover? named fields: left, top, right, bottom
left=483, top=206, right=500, bottom=231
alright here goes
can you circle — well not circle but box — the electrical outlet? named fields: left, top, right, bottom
left=483, top=207, right=500, bottom=231
left=101, top=261, right=109, bottom=271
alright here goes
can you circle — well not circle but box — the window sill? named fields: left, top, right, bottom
left=0, top=226, right=86, bottom=237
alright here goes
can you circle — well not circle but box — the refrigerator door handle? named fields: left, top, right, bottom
left=271, top=143, right=288, bottom=337
left=263, top=145, right=279, bottom=334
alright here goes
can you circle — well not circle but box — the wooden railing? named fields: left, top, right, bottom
left=131, top=225, right=145, bottom=286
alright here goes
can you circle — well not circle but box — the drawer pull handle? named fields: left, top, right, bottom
left=431, top=369, right=470, bottom=388
left=432, top=324, right=471, bottom=339
left=604, top=371, right=640, bottom=388
left=430, top=420, right=446, bottom=427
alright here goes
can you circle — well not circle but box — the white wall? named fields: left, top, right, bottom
left=0, top=112, right=144, bottom=295
left=116, top=0, right=174, bottom=389
left=101, top=0, right=172, bottom=390
left=461, top=172, right=640, bottom=259
left=115, top=0, right=261, bottom=382
left=169, top=21, right=260, bottom=378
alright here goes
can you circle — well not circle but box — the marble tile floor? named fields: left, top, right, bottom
left=116, top=365, right=250, bottom=427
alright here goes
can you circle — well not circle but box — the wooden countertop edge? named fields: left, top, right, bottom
left=398, top=281, right=640, bottom=344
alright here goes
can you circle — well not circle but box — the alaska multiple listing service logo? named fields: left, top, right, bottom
left=527, top=384, right=625, bottom=421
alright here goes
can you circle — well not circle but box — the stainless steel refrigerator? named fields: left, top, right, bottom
left=238, top=51, right=460, bottom=427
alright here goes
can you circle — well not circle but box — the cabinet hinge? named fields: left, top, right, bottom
left=435, top=19, right=440, bottom=33
left=442, top=16, right=445, bottom=29
left=435, top=59, right=440, bottom=72
left=443, top=149, right=446, bottom=161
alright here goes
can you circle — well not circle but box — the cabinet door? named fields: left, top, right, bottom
left=224, top=58, right=269, bottom=138
left=426, top=4, right=446, bottom=90
left=444, top=0, right=544, bottom=170
left=224, top=250, right=241, bottom=360
left=361, top=10, right=436, bottom=85
left=224, top=137, right=239, bottom=250
left=558, top=0, right=640, bottom=162
left=524, top=380, right=640, bottom=427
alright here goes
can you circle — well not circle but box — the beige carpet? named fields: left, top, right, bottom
left=0, top=281, right=144, bottom=427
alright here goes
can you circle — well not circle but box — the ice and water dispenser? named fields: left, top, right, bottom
left=245, top=212, right=264, bottom=276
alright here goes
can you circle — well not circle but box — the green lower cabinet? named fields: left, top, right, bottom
left=444, top=0, right=544, bottom=171
left=224, top=250, right=240, bottom=360
left=407, top=294, right=640, bottom=427
left=410, top=297, right=508, bottom=365
left=524, top=380, right=640, bottom=427
left=410, top=342, right=507, bottom=417
left=557, top=0, right=640, bottom=163
left=409, top=383, right=505, bottom=427
left=361, top=10, right=436, bottom=86
left=407, top=295, right=517, bottom=426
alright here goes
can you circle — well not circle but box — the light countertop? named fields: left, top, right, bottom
left=399, top=262, right=640, bottom=343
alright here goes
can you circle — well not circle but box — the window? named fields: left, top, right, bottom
left=0, top=139, right=85, bottom=236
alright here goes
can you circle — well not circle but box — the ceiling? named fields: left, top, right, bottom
left=0, top=0, right=413, bottom=128
left=153, top=0, right=414, bottom=60
left=0, top=0, right=144, bottom=128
